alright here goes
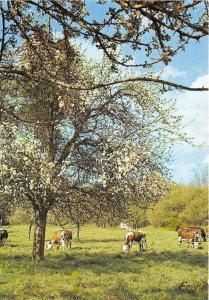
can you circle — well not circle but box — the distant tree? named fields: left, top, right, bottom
left=126, top=204, right=150, bottom=229
left=192, top=166, right=208, bottom=188
left=178, top=186, right=208, bottom=226
left=148, top=184, right=208, bottom=228
left=0, top=1, right=208, bottom=91
left=53, top=190, right=96, bottom=241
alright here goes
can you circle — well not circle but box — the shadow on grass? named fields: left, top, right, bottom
left=0, top=249, right=207, bottom=276
left=6, top=243, right=21, bottom=248
left=143, top=249, right=208, bottom=268
left=44, top=251, right=144, bottom=275
left=0, top=254, right=31, bottom=261
left=0, top=251, right=144, bottom=275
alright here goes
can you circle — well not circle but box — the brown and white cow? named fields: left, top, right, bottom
left=187, top=226, right=207, bottom=242
left=46, top=229, right=73, bottom=250
left=122, top=231, right=147, bottom=253
left=176, top=226, right=207, bottom=242
left=177, top=228, right=201, bottom=249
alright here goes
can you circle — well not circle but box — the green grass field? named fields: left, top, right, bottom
left=0, top=225, right=208, bottom=300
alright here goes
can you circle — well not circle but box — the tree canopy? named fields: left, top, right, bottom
left=0, top=0, right=208, bottom=91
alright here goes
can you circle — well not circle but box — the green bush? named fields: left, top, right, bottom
left=148, top=184, right=208, bottom=228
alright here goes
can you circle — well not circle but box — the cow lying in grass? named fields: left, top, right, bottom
left=177, top=227, right=205, bottom=249
left=0, top=229, right=8, bottom=247
left=122, top=231, right=147, bottom=253
left=46, top=229, right=73, bottom=250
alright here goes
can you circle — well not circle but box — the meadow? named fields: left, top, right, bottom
left=0, top=224, right=208, bottom=300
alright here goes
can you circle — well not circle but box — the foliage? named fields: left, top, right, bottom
left=148, top=184, right=208, bottom=228
left=0, top=224, right=207, bottom=299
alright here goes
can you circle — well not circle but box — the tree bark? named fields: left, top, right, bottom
left=76, top=223, right=80, bottom=241
left=32, top=208, right=48, bottom=261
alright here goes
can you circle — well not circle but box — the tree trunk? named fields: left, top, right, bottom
left=76, top=223, right=80, bottom=241
left=32, top=208, right=48, bottom=261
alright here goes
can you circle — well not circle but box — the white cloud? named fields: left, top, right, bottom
left=202, top=153, right=209, bottom=164
left=191, top=74, right=209, bottom=89
left=169, top=74, right=208, bottom=183
left=170, top=74, right=208, bottom=144
left=160, top=65, right=187, bottom=80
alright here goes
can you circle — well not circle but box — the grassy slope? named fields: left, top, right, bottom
left=0, top=224, right=207, bottom=300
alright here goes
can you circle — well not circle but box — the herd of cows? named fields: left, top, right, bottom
left=120, top=223, right=208, bottom=252
left=0, top=223, right=208, bottom=253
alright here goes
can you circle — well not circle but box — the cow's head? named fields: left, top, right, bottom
left=122, top=244, right=130, bottom=253
left=46, top=241, right=53, bottom=250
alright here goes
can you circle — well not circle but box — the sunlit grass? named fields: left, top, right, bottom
left=0, top=224, right=207, bottom=299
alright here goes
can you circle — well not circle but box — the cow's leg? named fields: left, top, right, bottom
left=144, top=240, right=147, bottom=251
left=193, top=242, right=199, bottom=249
left=178, top=237, right=182, bottom=245
left=187, top=239, right=193, bottom=248
left=61, top=239, right=65, bottom=250
left=0, top=238, right=6, bottom=246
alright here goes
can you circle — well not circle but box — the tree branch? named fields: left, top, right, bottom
left=0, top=66, right=207, bottom=92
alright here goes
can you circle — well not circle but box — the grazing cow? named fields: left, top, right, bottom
left=176, top=226, right=207, bottom=242
left=122, top=231, right=147, bottom=253
left=0, top=229, right=8, bottom=246
left=46, top=229, right=73, bottom=250
left=177, top=228, right=201, bottom=249
left=120, top=222, right=131, bottom=231
left=186, top=226, right=207, bottom=242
